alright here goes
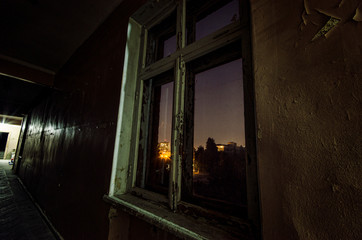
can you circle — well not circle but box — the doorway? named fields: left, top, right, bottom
left=0, top=132, right=9, bottom=159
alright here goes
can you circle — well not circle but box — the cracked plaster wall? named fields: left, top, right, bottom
left=251, top=0, right=361, bottom=239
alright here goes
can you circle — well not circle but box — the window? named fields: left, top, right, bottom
left=136, top=70, right=174, bottom=194
left=107, top=0, right=259, bottom=238
left=183, top=44, right=248, bottom=216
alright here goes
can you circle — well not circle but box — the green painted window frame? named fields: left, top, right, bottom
left=107, top=0, right=260, bottom=238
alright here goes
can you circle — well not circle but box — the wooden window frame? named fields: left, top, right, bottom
left=107, top=0, right=260, bottom=237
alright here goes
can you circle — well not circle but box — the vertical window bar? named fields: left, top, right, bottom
left=141, top=28, right=148, bottom=69
left=141, top=79, right=153, bottom=188
left=137, top=27, right=150, bottom=188
left=130, top=26, right=148, bottom=189
left=135, top=79, right=153, bottom=188
left=176, top=0, right=186, bottom=51
left=239, top=0, right=261, bottom=231
left=131, top=79, right=144, bottom=188
left=169, top=0, right=186, bottom=210
left=111, top=18, right=142, bottom=195
left=130, top=25, right=149, bottom=189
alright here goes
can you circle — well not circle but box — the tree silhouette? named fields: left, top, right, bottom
left=195, top=146, right=205, bottom=172
left=204, top=137, right=219, bottom=176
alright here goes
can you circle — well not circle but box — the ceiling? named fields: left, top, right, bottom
left=0, top=0, right=127, bottom=117
left=0, top=0, right=124, bottom=72
left=0, top=114, right=23, bottom=126
left=0, top=75, right=49, bottom=116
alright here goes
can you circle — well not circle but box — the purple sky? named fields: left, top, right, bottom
left=194, top=59, right=245, bottom=147
left=158, top=82, right=173, bottom=143
left=157, top=0, right=244, bottom=147
left=162, top=0, right=239, bottom=56
left=196, top=0, right=239, bottom=41
left=157, top=59, right=245, bottom=148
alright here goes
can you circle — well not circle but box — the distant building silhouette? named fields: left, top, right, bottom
left=216, top=142, right=244, bottom=153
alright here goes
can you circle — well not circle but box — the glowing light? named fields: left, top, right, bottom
left=158, top=141, right=171, bottom=161
left=216, top=145, right=224, bottom=152
left=159, top=151, right=171, bottom=159
left=0, top=119, right=8, bottom=128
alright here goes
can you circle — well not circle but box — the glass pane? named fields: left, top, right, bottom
left=146, top=81, right=173, bottom=193
left=146, top=11, right=176, bottom=65
left=193, top=58, right=246, bottom=205
left=196, top=0, right=239, bottom=41
left=163, top=35, right=177, bottom=58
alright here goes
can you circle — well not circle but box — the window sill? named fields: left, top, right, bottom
left=103, top=193, right=254, bottom=240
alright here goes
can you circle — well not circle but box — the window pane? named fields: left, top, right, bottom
left=163, top=35, right=177, bottom=58
left=196, top=0, right=239, bottom=41
left=146, top=11, right=176, bottom=65
left=187, top=0, right=239, bottom=44
left=193, top=58, right=246, bottom=205
left=146, top=81, right=173, bottom=193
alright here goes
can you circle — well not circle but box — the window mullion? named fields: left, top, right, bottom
left=176, top=0, right=186, bottom=51
left=130, top=26, right=148, bottom=190
left=110, top=18, right=142, bottom=195
left=141, top=28, right=148, bottom=70
left=169, top=0, right=186, bottom=210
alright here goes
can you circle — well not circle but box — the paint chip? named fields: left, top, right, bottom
left=312, top=17, right=340, bottom=41
left=353, top=7, right=362, bottom=22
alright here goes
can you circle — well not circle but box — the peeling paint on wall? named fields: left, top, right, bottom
left=252, top=0, right=362, bottom=239
left=312, top=17, right=340, bottom=41
left=300, top=0, right=362, bottom=41
left=353, top=4, right=362, bottom=21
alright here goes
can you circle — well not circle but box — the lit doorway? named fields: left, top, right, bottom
left=0, top=115, right=23, bottom=161
left=0, top=132, right=9, bottom=159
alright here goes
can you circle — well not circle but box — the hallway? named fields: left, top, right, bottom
left=0, top=161, right=58, bottom=240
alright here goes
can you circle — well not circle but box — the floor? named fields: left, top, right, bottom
left=0, top=160, right=58, bottom=240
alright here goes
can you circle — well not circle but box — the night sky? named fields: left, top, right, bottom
left=157, top=0, right=245, bottom=148
left=196, top=0, right=239, bottom=41
left=194, top=59, right=245, bottom=147
left=158, top=82, right=173, bottom=143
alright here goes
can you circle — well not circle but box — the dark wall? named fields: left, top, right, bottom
left=0, top=75, right=49, bottom=117
left=108, top=207, right=181, bottom=240
left=18, top=0, right=146, bottom=239
left=17, top=0, right=362, bottom=239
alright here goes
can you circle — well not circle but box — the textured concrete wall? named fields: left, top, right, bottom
left=251, top=0, right=362, bottom=239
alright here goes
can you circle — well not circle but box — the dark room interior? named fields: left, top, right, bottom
left=0, top=0, right=361, bottom=239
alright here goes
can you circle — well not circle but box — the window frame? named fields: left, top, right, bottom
left=182, top=42, right=248, bottom=217
left=107, top=0, right=260, bottom=237
left=136, top=70, right=175, bottom=194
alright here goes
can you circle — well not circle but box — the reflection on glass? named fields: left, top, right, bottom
left=193, top=58, right=246, bottom=205
left=196, top=0, right=239, bottom=41
left=163, top=35, right=177, bottom=57
left=147, top=82, right=173, bottom=192
left=146, top=11, right=176, bottom=65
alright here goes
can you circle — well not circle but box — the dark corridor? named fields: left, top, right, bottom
left=0, top=161, right=58, bottom=240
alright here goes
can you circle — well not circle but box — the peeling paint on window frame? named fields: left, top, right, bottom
left=107, top=0, right=261, bottom=238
